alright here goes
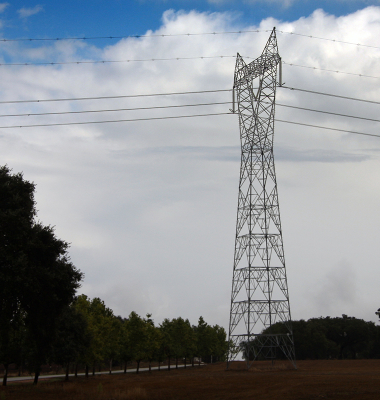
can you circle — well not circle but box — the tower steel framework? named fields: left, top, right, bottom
left=227, top=28, right=296, bottom=368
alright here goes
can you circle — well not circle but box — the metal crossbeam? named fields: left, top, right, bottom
left=227, top=28, right=296, bottom=369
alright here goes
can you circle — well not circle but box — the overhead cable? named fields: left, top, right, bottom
left=276, top=103, right=380, bottom=123
left=0, top=89, right=231, bottom=104
left=281, top=61, right=379, bottom=79
left=0, top=29, right=378, bottom=50
left=0, top=101, right=231, bottom=118
left=0, top=56, right=377, bottom=80
left=0, top=112, right=231, bottom=128
left=0, top=86, right=377, bottom=107
left=276, top=119, right=380, bottom=139
left=280, top=86, right=380, bottom=105
left=278, top=30, right=380, bottom=49
left=1, top=100, right=379, bottom=125
left=0, top=55, right=235, bottom=66
left=0, top=113, right=379, bottom=139
left=0, top=30, right=261, bottom=42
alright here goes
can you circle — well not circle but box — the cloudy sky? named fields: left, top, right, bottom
left=0, top=1, right=379, bottom=331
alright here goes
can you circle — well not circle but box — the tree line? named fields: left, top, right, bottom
left=0, top=165, right=227, bottom=386
left=243, top=314, right=380, bottom=361
left=1, top=293, right=228, bottom=386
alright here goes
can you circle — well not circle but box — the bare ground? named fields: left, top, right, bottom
left=2, top=360, right=380, bottom=399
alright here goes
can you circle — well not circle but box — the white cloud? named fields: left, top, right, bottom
left=0, top=7, right=379, bottom=330
left=0, top=2, right=8, bottom=13
left=17, top=5, right=43, bottom=19
left=208, top=0, right=297, bottom=8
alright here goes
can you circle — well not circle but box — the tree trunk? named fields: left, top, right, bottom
left=192, top=357, right=194, bottom=367
left=176, top=357, right=178, bottom=369
left=75, top=363, right=78, bottom=378
left=92, top=362, right=95, bottom=376
left=198, top=356, right=201, bottom=367
left=124, top=362, right=127, bottom=374
left=85, top=365, right=89, bottom=378
left=184, top=357, right=187, bottom=368
left=33, top=366, right=40, bottom=385
left=158, top=361, right=161, bottom=371
left=149, top=360, right=151, bottom=373
left=109, top=359, right=112, bottom=374
left=168, top=357, right=171, bottom=371
left=136, top=360, right=140, bottom=374
left=2, top=363, right=8, bottom=386
left=65, top=362, right=70, bottom=381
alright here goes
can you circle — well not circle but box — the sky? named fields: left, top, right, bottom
left=0, top=0, right=379, bottom=333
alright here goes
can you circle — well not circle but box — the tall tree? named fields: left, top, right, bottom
left=52, top=303, right=90, bottom=381
left=0, top=166, right=83, bottom=385
left=22, top=223, right=83, bottom=384
left=74, top=295, right=117, bottom=375
left=126, top=312, right=149, bottom=374
left=0, top=166, right=35, bottom=386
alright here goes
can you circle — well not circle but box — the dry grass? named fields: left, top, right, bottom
left=2, top=360, right=380, bottom=399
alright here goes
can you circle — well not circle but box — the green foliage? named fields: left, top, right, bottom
left=194, top=316, right=228, bottom=362
left=247, top=315, right=379, bottom=361
left=74, top=295, right=120, bottom=368
left=0, top=166, right=83, bottom=385
left=52, top=303, right=90, bottom=371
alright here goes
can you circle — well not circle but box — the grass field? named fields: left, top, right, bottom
left=2, top=360, right=380, bottom=399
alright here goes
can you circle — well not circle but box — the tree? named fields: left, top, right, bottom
left=0, top=166, right=83, bottom=385
left=0, top=166, right=36, bottom=386
left=126, top=312, right=149, bottom=374
left=195, top=316, right=213, bottom=363
left=160, top=318, right=175, bottom=371
left=23, top=224, right=83, bottom=384
left=74, top=295, right=118, bottom=376
left=144, top=314, right=162, bottom=372
left=169, top=318, right=195, bottom=368
left=52, top=303, right=90, bottom=381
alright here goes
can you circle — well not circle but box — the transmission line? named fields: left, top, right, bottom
left=0, top=112, right=379, bottom=139
left=0, top=101, right=230, bottom=118
left=276, top=119, right=380, bottom=139
left=0, top=89, right=231, bottom=104
left=0, top=56, right=377, bottom=80
left=0, top=85, right=377, bottom=108
left=0, top=29, right=378, bottom=50
left=1, top=100, right=379, bottom=125
left=280, top=86, right=380, bottom=105
left=0, top=55, right=235, bottom=66
left=278, top=30, right=380, bottom=49
left=0, top=30, right=261, bottom=42
left=276, top=103, right=380, bottom=123
left=282, top=61, right=379, bottom=79
left=0, top=112, right=231, bottom=128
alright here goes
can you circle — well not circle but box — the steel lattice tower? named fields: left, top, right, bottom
left=227, top=28, right=296, bottom=368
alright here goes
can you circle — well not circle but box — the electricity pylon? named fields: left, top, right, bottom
left=227, top=28, right=296, bottom=369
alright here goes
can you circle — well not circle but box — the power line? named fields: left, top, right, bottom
left=0, top=56, right=377, bottom=80
left=278, top=30, right=380, bottom=49
left=0, top=112, right=231, bottom=128
left=0, top=30, right=262, bottom=42
left=281, top=61, right=379, bottom=79
left=280, top=86, right=380, bottom=105
left=0, top=112, right=379, bottom=139
left=0, top=29, right=378, bottom=50
left=0, top=89, right=231, bottom=105
left=0, top=55, right=235, bottom=67
left=276, top=102, right=380, bottom=123
left=0, top=101, right=231, bottom=118
left=0, top=86, right=376, bottom=108
left=276, top=119, right=380, bottom=139
left=1, top=99, right=379, bottom=125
